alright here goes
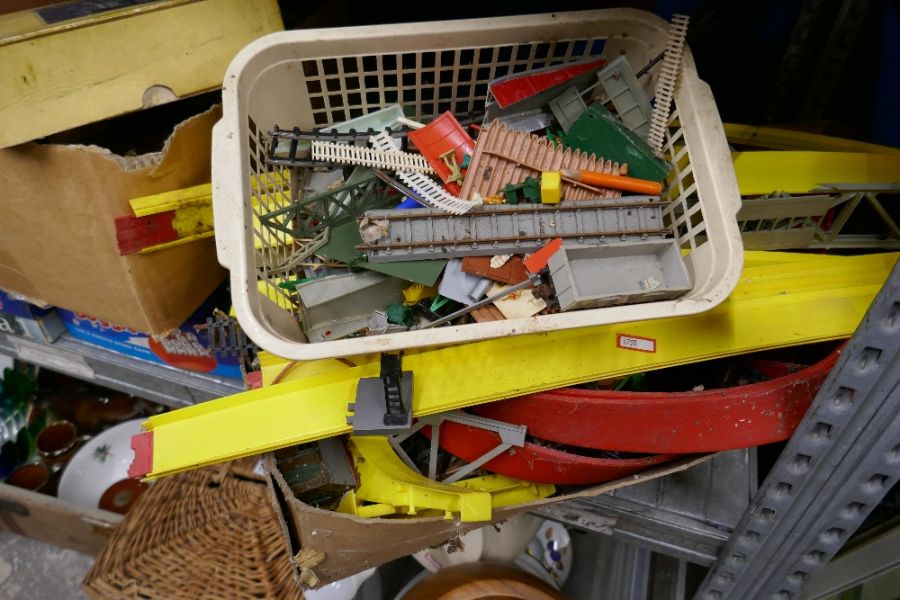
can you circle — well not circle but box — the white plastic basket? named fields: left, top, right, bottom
left=212, top=9, right=744, bottom=360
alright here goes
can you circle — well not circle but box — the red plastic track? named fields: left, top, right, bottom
left=423, top=424, right=678, bottom=484
left=470, top=347, right=841, bottom=454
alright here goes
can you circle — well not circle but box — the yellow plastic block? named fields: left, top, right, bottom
left=541, top=171, right=562, bottom=204
left=338, top=436, right=493, bottom=522
left=403, top=284, right=438, bottom=305
left=138, top=251, right=899, bottom=480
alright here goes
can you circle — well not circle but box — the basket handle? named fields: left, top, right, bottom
left=211, top=119, right=243, bottom=270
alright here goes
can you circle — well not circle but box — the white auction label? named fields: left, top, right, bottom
left=616, top=334, right=657, bottom=353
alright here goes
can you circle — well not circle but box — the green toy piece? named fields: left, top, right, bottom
left=502, top=177, right=542, bottom=205
left=386, top=303, right=414, bottom=327
left=563, top=103, right=669, bottom=182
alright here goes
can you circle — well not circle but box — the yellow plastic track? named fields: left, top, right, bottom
left=733, top=151, right=900, bottom=196
left=139, top=251, right=899, bottom=480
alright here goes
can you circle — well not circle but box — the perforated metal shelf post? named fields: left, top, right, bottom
left=695, top=259, right=900, bottom=600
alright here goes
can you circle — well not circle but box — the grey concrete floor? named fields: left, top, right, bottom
left=0, top=531, right=92, bottom=600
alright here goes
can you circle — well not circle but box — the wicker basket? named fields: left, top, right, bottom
left=83, top=461, right=302, bottom=599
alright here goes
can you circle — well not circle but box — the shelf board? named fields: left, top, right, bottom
left=0, top=332, right=243, bottom=408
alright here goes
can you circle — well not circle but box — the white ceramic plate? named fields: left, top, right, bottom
left=58, top=419, right=144, bottom=510
left=412, top=528, right=484, bottom=572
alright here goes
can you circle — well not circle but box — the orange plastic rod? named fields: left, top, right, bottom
left=561, top=169, right=664, bottom=196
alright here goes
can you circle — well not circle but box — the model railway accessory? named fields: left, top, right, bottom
left=129, top=252, right=894, bottom=480
left=594, top=56, right=652, bottom=137
left=422, top=421, right=678, bottom=485
left=472, top=345, right=840, bottom=453
left=407, top=112, right=475, bottom=195
left=310, top=140, right=434, bottom=173
left=561, top=169, right=664, bottom=196
left=369, top=132, right=476, bottom=215
left=347, top=352, right=413, bottom=434
left=296, top=272, right=406, bottom=342
left=460, top=121, right=625, bottom=201
left=483, top=59, right=608, bottom=128
left=646, top=14, right=690, bottom=153
left=547, top=239, right=692, bottom=310
left=357, top=198, right=668, bottom=263
left=563, top=104, right=669, bottom=182
left=274, top=438, right=357, bottom=509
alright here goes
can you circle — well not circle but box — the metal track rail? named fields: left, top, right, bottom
left=696, top=258, right=900, bottom=600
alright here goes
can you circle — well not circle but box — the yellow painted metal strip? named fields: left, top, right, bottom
left=141, top=252, right=899, bottom=480
left=724, top=123, right=900, bottom=156
left=733, top=151, right=900, bottom=196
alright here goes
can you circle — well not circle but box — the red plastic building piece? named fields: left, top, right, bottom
left=407, top=112, right=475, bottom=195
left=471, top=346, right=841, bottom=454
left=423, top=422, right=677, bottom=484
left=461, top=255, right=530, bottom=284
left=489, top=59, right=606, bottom=108
left=128, top=431, right=153, bottom=479
left=523, top=237, right=562, bottom=273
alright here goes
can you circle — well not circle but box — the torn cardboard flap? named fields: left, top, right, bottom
left=264, top=451, right=711, bottom=588
left=0, top=105, right=226, bottom=334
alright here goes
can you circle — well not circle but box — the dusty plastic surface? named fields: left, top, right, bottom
left=212, top=9, right=743, bottom=360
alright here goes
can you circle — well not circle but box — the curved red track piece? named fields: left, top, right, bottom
left=422, top=424, right=678, bottom=485
left=470, top=347, right=841, bottom=454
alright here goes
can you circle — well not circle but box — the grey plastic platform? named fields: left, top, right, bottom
left=547, top=239, right=692, bottom=310
left=296, top=272, right=406, bottom=342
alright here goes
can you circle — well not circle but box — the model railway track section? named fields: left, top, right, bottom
left=358, top=198, right=670, bottom=261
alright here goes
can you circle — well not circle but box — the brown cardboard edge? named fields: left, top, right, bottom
left=265, top=451, right=712, bottom=588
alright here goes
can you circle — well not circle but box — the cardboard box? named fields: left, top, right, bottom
left=0, top=105, right=226, bottom=335
left=0, top=289, right=65, bottom=342
left=59, top=288, right=242, bottom=380
left=264, top=453, right=709, bottom=588
left=0, top=0, right=283, bottom=148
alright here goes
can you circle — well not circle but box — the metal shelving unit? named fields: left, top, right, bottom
left=0, top=332, right=243, bottom=408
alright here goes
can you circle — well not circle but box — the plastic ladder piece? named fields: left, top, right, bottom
left=130, top=252, right=899, bottom=480
left=471, top=345, right=840, bottom=453
left=422, top=422, right=679, bottom=485
left=369, top=132, right=475, bottom=214
left=646, top=14, right=689, bottom=153
left=339, top=435, right=493, bottom=522
left=696, top=259, right=900, bottom=600
left=310, top=139, right=434, bottom=174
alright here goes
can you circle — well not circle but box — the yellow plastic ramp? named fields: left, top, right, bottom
left=733, top=151, right=900, bottom=196
left=724, top=123, right=900, bottom=155
left=131, top=252, right=899, bottom=480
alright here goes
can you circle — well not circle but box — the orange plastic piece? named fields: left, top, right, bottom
left=561, top=169, right=663, bottom=195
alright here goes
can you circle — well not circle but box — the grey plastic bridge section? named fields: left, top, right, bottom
left=695, top=258, right=900, bottom=600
